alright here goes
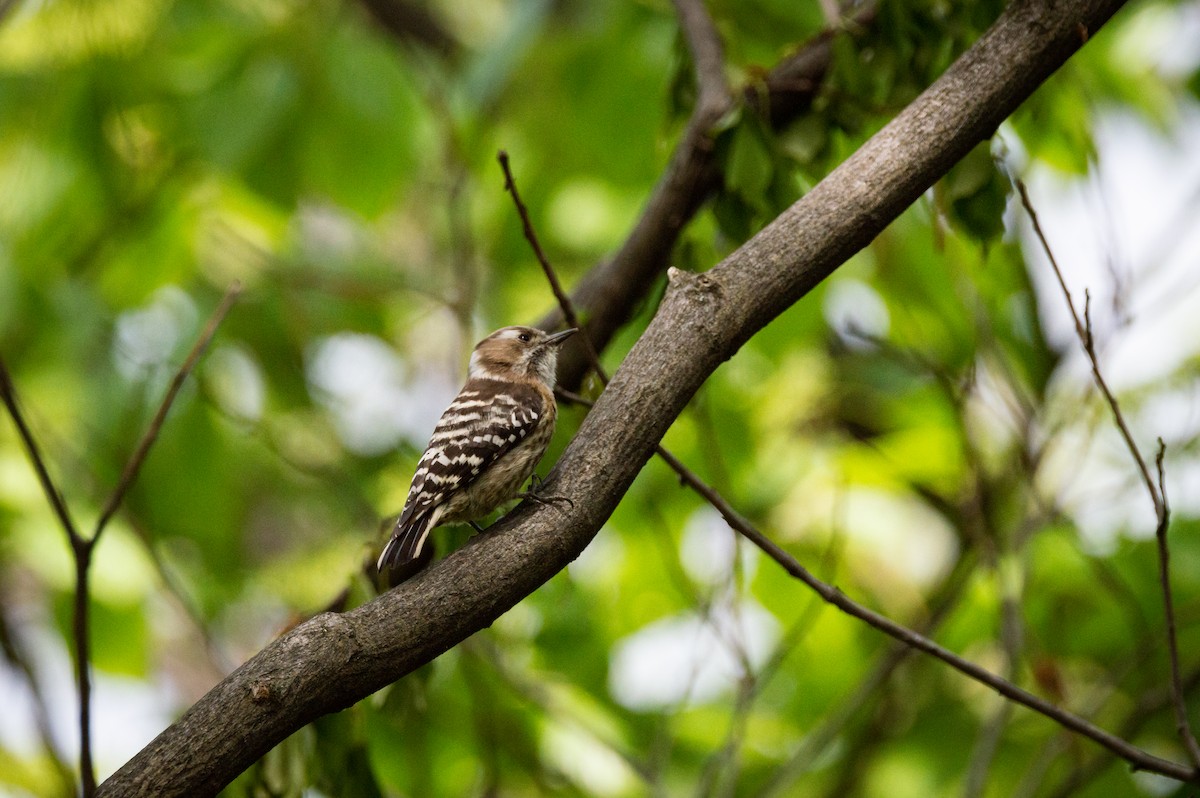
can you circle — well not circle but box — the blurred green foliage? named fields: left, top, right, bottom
left=1, top=0, right=1199, bottom=796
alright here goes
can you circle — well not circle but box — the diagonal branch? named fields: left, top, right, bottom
left=497, top=151, right=607, bottom=382
left=657, top=446, right=1191, bottom=780
left=94, top=282, right=242, bottom=541
left=1014, top=178, right=1200, bottom=767
left=99, top=1, right=1147, bottom=794
left=0, top=358, right=84, bottom=545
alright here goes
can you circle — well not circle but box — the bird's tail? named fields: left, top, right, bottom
left=377, top=505, right=443, bottom=574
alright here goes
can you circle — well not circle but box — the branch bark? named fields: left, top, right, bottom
left=99, top=1, right=1135, bottom=793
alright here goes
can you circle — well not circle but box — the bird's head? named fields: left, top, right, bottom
left=468, top=326, right=578, bottom=386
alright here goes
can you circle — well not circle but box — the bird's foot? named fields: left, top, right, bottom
left=518, top=474, right=574, bottom=514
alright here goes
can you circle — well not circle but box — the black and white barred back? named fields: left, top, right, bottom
left=377, top=326, right=574, bottom=575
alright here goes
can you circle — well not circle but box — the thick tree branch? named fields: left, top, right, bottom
left=99, top=1, right=1140, bottom=793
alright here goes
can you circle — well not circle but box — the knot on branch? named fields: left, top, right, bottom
left=249, top=681, right=275, bottom=705
left=666, top=266, right=722, bottom=302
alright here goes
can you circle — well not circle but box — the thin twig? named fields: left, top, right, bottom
left=565, top=378, right=1194, bottom=781
left=497, top=151, right=609, bottom=383
left=94, top=282, right=242, bottom=540
left=660, top=447, right=1196, bottom=781
left=1015, top=177, right=1200, bottom=767
left=1154, top=438, right=1199, bottom=763
left=0, top=359, right=84, bottom=545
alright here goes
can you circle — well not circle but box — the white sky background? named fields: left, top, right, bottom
left=4, top=7, right=1200, bottom=789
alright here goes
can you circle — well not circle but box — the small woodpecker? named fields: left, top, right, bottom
left=377, top=325, right=577, bottom=576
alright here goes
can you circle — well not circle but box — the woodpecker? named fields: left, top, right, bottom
left=377, top=325, right=578, bottom=576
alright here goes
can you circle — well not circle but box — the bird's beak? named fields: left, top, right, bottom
left=543, top=328, right=578, bottom=347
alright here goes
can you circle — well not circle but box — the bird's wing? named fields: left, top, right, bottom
left=394, top=379, right=548, bottom=531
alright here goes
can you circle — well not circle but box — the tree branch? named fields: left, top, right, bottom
left=99, top=1, right=1142, bottom=793
left=0, top=356, right=95, bottom=793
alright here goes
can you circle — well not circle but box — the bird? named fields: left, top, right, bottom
left=377, top=325, right=578, bottom=577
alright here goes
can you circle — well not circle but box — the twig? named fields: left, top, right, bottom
left=672, top=0, right=733, bottom=119
left=94, top=282, right=242, bottom=540
left=0, top=359, right=84, bottom=545
left=566, top=380, right=1194, bottom=781
left=662, top=447, right=1195, bottom=781
left=497, top=151, right=609, bottom=383
left=1014, top=177, right=1200, bottom=768
left=1152, top=438, right=1199, bottom=764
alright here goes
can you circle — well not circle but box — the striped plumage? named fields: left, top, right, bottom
left=377, top=326, right=577, bottom=576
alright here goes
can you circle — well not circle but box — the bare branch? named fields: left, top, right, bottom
left=658, top=444, right=1193, bottom=780
left=0, top=356, right=94, bottom=793
left=94, top=282, right=242, bottom=541
left=3, top=284, right=240, bottom=796
left=497, top=151, right=608, bottom=383
left=0, top=358, right=83, bottom=545
left=1154, top=438, right=1200, bottom=764
left=1014, top=178, right=1200, bottom=766
left=672, top=0, right=733, bottom=119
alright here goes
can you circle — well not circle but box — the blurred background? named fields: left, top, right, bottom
left=1, top=0, right=1200, bottom=795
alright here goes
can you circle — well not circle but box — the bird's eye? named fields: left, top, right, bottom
left=518, top=332, right=532, bottom=342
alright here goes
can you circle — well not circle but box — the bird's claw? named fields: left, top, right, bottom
left=519, top=475, right=574, bottom=514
